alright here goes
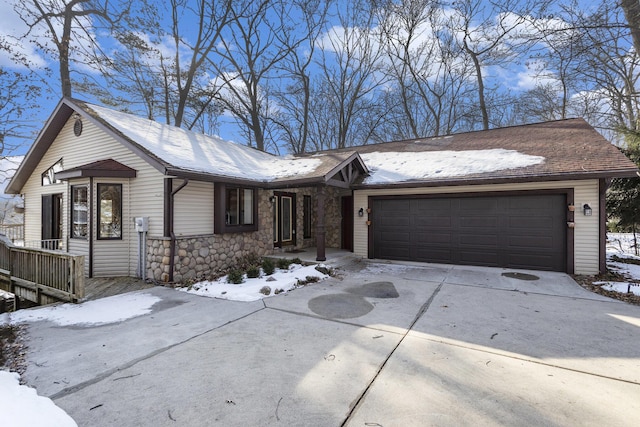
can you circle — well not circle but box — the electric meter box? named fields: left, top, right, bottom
left=134, top=217, right=149, bottom=232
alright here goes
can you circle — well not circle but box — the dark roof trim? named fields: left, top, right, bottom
left=351, top=169, right=639, bottom=190
left=165, top=168, right=262, bottom=187
left=55, top=159, right=137, bottom=180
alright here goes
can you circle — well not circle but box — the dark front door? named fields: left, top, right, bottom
left=273, top=192, right=296, bottom=248
left=372, top=193, right=567, bottom=272
left=42, top=193, right=63, bottom=249
left=341, top=195, right=354, bottom=251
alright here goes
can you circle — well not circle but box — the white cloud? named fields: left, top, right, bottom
left=0, top=0, right=47, bottom=69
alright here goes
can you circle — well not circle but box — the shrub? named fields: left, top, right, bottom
left=246, top=265, right=260, bottom=278
left=291, top=257, right=303, bottom=265
left=236, top=253, right=262, bottom=271
left=227, top=269, right=244, bottom=284
left=262, top=258, right=276, bottom=275
left=277, top=258, right=292, bottom=269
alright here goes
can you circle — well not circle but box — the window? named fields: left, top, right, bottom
left=42, top=159, right=63, bottom=186
left=225, top=187, right=254, bottom=225
left=97, top=184, right=122, bottom=239
left=71, top=185, right=88, bottom=239
left=214, top=183, right=258, bottom=234
left=303, top=195, right=312, bottom=238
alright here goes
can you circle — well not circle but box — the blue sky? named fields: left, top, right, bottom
left=0, top=0, right=624, bottom=157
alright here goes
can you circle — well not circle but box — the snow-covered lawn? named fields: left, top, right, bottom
left=598, top=233, right=640, bottom=297
left=177, top=263, right=330, bottom=302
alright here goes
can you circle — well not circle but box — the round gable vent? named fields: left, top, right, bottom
left=73, top=118, right=83, bottom=136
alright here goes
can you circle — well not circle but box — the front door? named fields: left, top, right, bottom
left=273, top=192, right=296, bottom=248
left=41, top=193, right=63, bottom=249
left=341, top=195, right=354, bottom=251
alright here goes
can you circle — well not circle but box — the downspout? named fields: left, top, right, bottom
left=89, top=177, right=94, bottom=278
left=168, top=178, right=189, bottom=282
left=599, top=178, right=610, bottom=274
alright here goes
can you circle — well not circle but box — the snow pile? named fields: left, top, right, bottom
left=178, top=263, right=329, bottom=302
left=6, top=293, right=160, bottom=326
left=0, top=371, right=77, bottom=427
left=361, top=149, right=544, bottom=184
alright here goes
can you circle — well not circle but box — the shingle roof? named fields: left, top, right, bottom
left=5, top=98, right=636, bottom=195
left=314, top=118, right=638, bottom=187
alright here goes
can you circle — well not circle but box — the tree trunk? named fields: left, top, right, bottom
left=621, top=0, right=640, bottom=56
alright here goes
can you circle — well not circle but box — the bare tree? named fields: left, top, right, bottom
left=447, top=0, right=548, bottom=130
left=271, top=0, right=331, bottom=154
left=378, top=0, right=475, bottom=138
left=207, top=0, right=298, bottom=152
left=15, top=0, right=128, bottom=98
left=568, top=2, right=640, bottom=136
left=312, top=0, right=387, bottom=149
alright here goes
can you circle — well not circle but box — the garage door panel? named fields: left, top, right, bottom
left=508, top=235, right=556, bottom=249
left=460, top=234, right=498, bottom=246
left=460, top=198, right=498, bottom=210
left=460, top=216, right=498, bottom=228
left=372, top=194, right=566, bottom=272
left=379, top=231, right=411, bottom=242
left=414, top=216, right=452, bottom=227
left=420, top=232, right=452, bottom=244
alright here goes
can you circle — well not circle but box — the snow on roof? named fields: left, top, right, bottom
left=86, top=103, right=545, bottom=185
left=88, top=104, right=321, bottom=181
left=361, top=149, right=544, bottom=184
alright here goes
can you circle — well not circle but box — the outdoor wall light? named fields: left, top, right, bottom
left=583, top=203, right=593, bottom=216
left=358, top=207, right=364, bottom=217
left=269, top=196, right=276, bottom=205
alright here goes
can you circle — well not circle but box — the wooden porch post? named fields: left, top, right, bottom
left=316, top=185, right=326, bottom=261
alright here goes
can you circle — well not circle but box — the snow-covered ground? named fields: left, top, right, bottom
left=600, top=233, right=640, bottom=297
left=3, top=236, right=638, bottom=424
left=0, top=262, right=329, bottom=425
left=177, top=263, right=330, bottom=302
left=0, top=371, right=77, bottom=427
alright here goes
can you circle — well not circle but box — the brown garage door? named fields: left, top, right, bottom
left=372, top=194, right=567, bottom=272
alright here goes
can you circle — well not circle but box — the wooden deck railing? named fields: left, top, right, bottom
left=0, top=223, right=24, bottom=243
left=0, top=236, right=84, bottom=306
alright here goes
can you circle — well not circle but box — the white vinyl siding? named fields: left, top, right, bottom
left=21, top=116, right=166, bottom=277
left=354, top=179, right=601, bottom=275
left=173, top=179, right=214, bottom=236
left=573, top=180, right=600, bottom=273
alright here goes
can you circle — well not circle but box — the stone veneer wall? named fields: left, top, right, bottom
left=146, top=186, right=349, bottom=283
left=146, top=190, right=274, bottom=283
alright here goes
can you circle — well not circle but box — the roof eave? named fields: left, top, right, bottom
left=351, top=169, right=640, bottom=190
left=165, top=168, right=264, bottom=187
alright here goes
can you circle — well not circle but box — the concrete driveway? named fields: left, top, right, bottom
left=21, top=260, right=640, bottom=426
